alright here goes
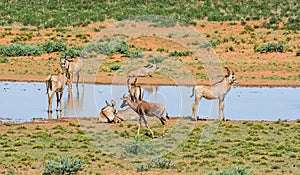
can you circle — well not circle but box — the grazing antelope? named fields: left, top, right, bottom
left=127, top=78, right=144, bottom=102
left=99, top=100, right=123, bottom=123
left=45, top=68, right=68, bottom=113
left=190, top=67, right=238, bottom=121
left=120, top=95, right=169, bottom=138
left=127, top=63, right=160, bottom=77
left=60, top=57, right=83, bottom=88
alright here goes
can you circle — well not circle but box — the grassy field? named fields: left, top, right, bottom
left=0, top=0, right=299, bottom=30
left=0, top=118, right=299, bottom=174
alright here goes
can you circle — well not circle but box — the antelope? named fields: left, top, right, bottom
left=190, top=67, right=238, bottom=121
left=127, top=63, right=160, bottom=77
left=99, top=100, right=123, bottom=123
left=45, top=68, right=68, bottom=113
left=127, top=78, right=144, bottom=102
left=120, top=95, right=169, bottom=138
left=60, top=57, right=83, bottom=88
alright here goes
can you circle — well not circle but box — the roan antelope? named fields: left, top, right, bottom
left=127, top=78, right=144, bottom=102
left=120, top=95, right=169, bottom=138
left=60, top=57, right=83, bottom=88
left=45, top=68, right=68, bottom=113
left=190, top=67, right=238, bottom=121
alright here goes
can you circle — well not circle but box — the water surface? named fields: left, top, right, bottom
left=0, top=81, right=299, bottom=122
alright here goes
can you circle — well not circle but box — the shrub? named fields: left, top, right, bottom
left=61, top=46, right=84, bottom=58
left=110, top=65, right=120, bottom=71
left=42, top=40, right=67, bottom=53
left=43, top=155, right=85, bottom=175
left=208, top=166, right=252, bottom=175
left=148, top=56, right=165, bottom=64
left=136, top=158, right=176, bottom=172
left=125, top=140, right=142, bottom=155
left=0, top=43, right=44, bottom=56
left=296, top=50, right=300, bottom=56
left=255, top=43, right=285, bottom=53
left=168, top=51, right=190, bottom=57
left=0, top=55, right=9, bottom=63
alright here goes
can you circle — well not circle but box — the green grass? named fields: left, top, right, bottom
left=0, top=0, right=299, bottom=29
left=0, top=118, right=299, bottom=174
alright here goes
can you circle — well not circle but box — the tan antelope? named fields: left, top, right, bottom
left=120, top=95, right=169, bottom=138
left=60, top=57, right=83, bottom=88
left=127, top=63, right=160, bottom=77
left=127, top=78, right=144, bottom=102
left=190, top=67, right=238, bottom=121
left=45, top=68, right=68, bottom=113
left=99, top=100, right=123, bottom=123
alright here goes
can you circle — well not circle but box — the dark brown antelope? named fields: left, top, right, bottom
left=120, top=95, right=169, bottom=138
left=127, top=78, right=144, bottom=102
left=60, top=57, right=83, bottom=88
left=190, top=67, right=238, bottom=121
left=45, top=68, right=68, bottom=113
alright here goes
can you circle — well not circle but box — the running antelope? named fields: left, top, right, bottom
left=190, top=67, right=238, bottom=121
left=45, top=68, right=68, bottom=113
left=60, top=57, right=83, bottom=88
left=127, top=78, right=144, bottom=102
left=120, top=95, right=169, bottom=138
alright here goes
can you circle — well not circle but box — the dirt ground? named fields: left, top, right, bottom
left=0, top=21, right=300, bottom=86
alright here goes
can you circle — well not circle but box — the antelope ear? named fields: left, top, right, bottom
left=224, top=67, right=230, bottom=77
left=111, top=100, right=116, bottom=106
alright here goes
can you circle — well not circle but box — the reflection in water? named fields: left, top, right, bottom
left=0, top=81, right=300, bottom=122
left=64, top=85, right=85, bottom=117
left=143, top=86, right=159, bottom=94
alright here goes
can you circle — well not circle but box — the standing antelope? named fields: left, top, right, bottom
left=190, top=67, right=238, bottom=121
left=127, top=78, right=144, bottom=102
left=60, top=57, right=83, bottom=88
left=120, top=95, right=169, bottom=138
left=45, top=68, right=68, bottom=114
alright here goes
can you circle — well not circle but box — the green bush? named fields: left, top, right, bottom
left=255, top=43, right=285, bottom=53
left=0, top=55, right=9, bottom=63
left=110, top=65, right=120, bottom=71
left=43, top=155, right=85, bottom=175
left=42, top=40, right=67, bottom=53
left=168, top=51, right=190, bottom=57
left=0, top=43, right=44, bottom=56
left=136, top=158, right=176, bottom=172
left=61, top=46, right=84, bottom=58
left=148, top=56, right=165, bottom=64
left=296, top=50, right=300, bottom=56
left=208, top=166, right=252, bottom=175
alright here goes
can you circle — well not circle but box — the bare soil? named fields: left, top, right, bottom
left=0, top=21, right=300, bottom=86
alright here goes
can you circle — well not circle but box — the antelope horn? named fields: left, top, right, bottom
left=105, top=100, right=111, bottom=106
left=224, top=67, right=230, bottom=77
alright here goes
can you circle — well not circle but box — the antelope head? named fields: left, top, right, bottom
left=120, top=94, right=130, bottom=108
left=225, top=67, right=238, bottom=85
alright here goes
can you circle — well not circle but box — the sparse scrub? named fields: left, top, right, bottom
left=255, top=43, right=285, bottom=53
left=43, top=155, right=85, bottom=175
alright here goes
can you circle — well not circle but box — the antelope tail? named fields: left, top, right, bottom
left=190, top=86, right=195, bottom=98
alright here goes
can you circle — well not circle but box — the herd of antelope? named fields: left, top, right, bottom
left=45, top=58, right=238, bottom=138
